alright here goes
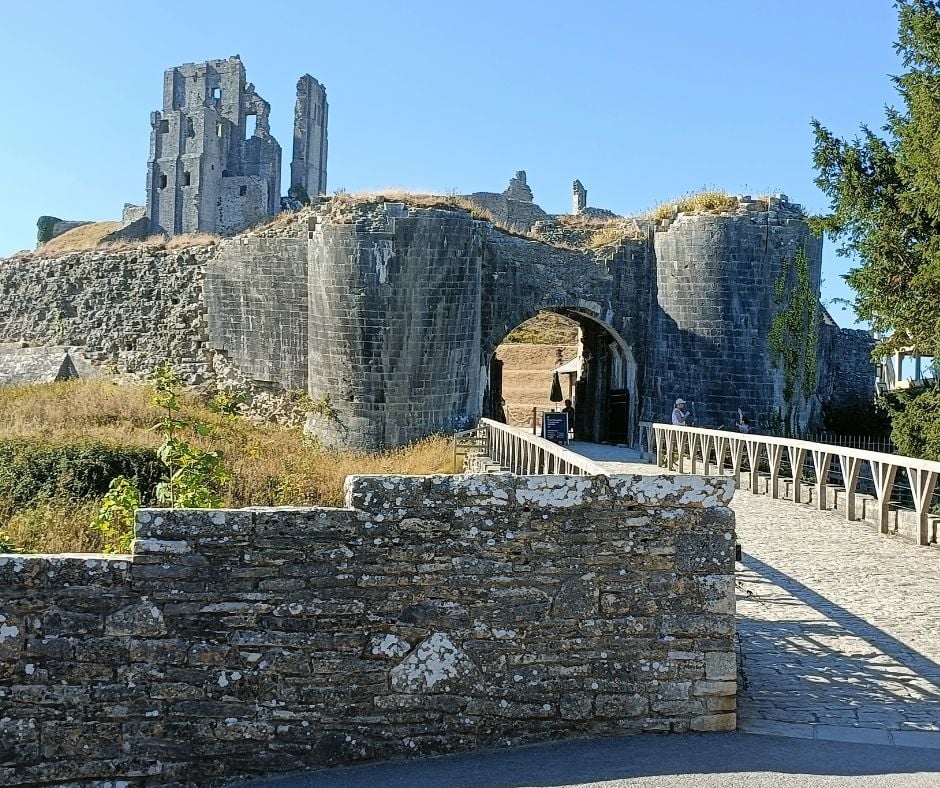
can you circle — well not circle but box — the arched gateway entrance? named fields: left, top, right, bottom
left=484, top=307, right=639, bottom=445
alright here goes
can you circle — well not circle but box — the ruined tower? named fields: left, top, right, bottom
left=290, top=75, right=329, bottom=199
left=147, top=56, right=281, bottom=236
left=572, top=180, right=587, bottom=214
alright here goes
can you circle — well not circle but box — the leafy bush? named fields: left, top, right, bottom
left=0, top=440, right=162, bottom=508
left=36, top=215, right=61, bottom=244
left=878, top=385, right=940, bottom=461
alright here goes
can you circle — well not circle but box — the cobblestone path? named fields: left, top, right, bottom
left=567, top=442, right=940, bottom=749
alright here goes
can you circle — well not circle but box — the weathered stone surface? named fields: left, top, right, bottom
left=0, top=471, right=735, bottom=784
left=0, top=191, right=872, bottom=443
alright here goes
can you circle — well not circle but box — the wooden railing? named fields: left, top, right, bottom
left=639, top=421, right=940, bottom=546
left=478, top=418, right=607, bottom=476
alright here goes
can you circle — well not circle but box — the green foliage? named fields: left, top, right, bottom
left=0, top=440, right=161, bottom=507
left=90, top=476, right=141, bottom=553
left=307, top=392, right=340, bottom=423
left=811, top=0, right=940, bottom=356
left=0, top=533, right=22, bottom=553
left=768, top=246, right=821, bottom=402
left=877, top=384, right=940, bottom=460
left=152, top=364, right=230, bottom=508
left=36, top=216, right=61, bottom=244
left=289, top=183, right=312, bottom=206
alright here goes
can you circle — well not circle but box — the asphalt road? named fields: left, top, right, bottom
left=235, top=732, right=940, bottom=788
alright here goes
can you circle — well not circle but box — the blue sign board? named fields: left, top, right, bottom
left=542, top=412, right=569, bottom=444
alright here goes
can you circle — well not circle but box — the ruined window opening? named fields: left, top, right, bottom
left=212, top=87, right=222, bottom=100
left=159, top=174, right=167, bottom=189
left=183, top=171, right=191, bottom=186
left=159, top=119, right=169, bottom=134
left=222, top=169, right=229, bottom=177
left=239, top=185, right=247, bottom=197
left=245, top=114, right=257, bottom=139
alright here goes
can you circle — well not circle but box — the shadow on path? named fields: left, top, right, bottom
left=237, top=731, right=940, bottom=788
left=738, top=553, right=940, bottom=736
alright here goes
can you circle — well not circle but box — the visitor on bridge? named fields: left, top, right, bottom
left=737, top=416, right=752, bottom=434
left=672, top=399, right=688, bottom=426
left=562, top=399, right=575, bottom=438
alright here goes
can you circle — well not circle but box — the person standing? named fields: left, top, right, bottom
left=671, top=398, right=688, bottom=426
left=562, top=399, right=576, bottom=438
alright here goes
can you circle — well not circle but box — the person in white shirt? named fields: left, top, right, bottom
left=672, top=398, right=688, bottom=426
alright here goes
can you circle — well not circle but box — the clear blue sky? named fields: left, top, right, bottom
left=0, top=1, right=900, bottom=328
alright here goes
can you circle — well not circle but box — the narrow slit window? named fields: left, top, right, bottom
left=239, top=185, right=247, bottom=197
left=216, top=122, right=223, bottom=138
left=212, top=87, right=222, bottom=100
left=159, top=119, right=169, bottom=133
left=159, top=174, right=167, bottom=189
left=183, top=171, right=191, bottom=186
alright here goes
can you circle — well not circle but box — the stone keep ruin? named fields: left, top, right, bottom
left=40, top=56, right=328, bottom=244
left=145, top=56, right=327, bottom=237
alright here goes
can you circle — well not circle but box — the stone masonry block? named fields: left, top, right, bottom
left=704, top=651, right=737, bottom=681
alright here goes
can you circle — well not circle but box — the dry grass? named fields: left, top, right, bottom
left=2, top=501, right=101, bottom=554
left=648, top=190, right=740, bottom=221
left=504, top=312, right=580, bottom=345
left=37, top=226, right=220, bottom=256
left=326, top=190, right=497, bottom=225
left=0, top=380, right=454, bottom=553
left=555, top=214, right=623, bottom=229
left=40, top=222, right=123, bottom=253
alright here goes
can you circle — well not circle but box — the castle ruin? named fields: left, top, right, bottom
left=41, top=56, right=329, bottom=243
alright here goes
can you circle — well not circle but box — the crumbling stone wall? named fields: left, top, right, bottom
left=0, top=472, right=736, bottom=786
left=0, top=245, right=213, bottom=382
left=205, top=235, right=308, bottom=391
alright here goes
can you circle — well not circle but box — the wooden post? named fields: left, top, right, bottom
left=869, top=459, right=898, bottom=534
left=838, top=453, right=862, bottom=521
left=907, top=467, right=938, bottom=546
left=788, top=446, right=807, bottom=503
left=812, top=449, right=832, bottom=511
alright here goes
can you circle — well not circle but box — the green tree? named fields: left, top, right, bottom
left=811, top=0, right=940, bottom=357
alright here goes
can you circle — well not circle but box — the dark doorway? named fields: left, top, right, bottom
left=607, top=390, right=629, bottom=444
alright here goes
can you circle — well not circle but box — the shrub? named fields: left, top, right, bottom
left=0, top=440, right=162, bottom=508
left=879, top=385, right=940, bottom=461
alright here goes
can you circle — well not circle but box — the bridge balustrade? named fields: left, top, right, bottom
left=639, top=422, right=940, bottom=546
left=478, top=418, right=608, bottom=476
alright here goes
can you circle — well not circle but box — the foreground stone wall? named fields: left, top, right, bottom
left=0, top=472, right=736, bottom=785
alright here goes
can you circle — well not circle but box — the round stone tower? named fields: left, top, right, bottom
left=305, top=203, right=485, bottom=449
left=647, top=196, right=823, bottom=432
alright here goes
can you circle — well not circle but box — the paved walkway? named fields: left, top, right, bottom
left=570, top=443, right=940, bottom=749
left=241, top=731, right=940, bottom=787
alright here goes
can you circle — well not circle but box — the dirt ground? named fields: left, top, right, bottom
left=495, top=344, right=577, bottom=426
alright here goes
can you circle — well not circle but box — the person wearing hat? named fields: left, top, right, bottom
left=672, top=398, right=688, bottom=426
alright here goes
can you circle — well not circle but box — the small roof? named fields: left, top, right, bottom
left=0, top=345, right=79, bottom=387
left=553, top=356, right=581, bottom=375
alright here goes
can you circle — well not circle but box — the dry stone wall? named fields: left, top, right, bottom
left=0, top=472, right=736, bottom=785
left=0, top=246, right=212, bottom=383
